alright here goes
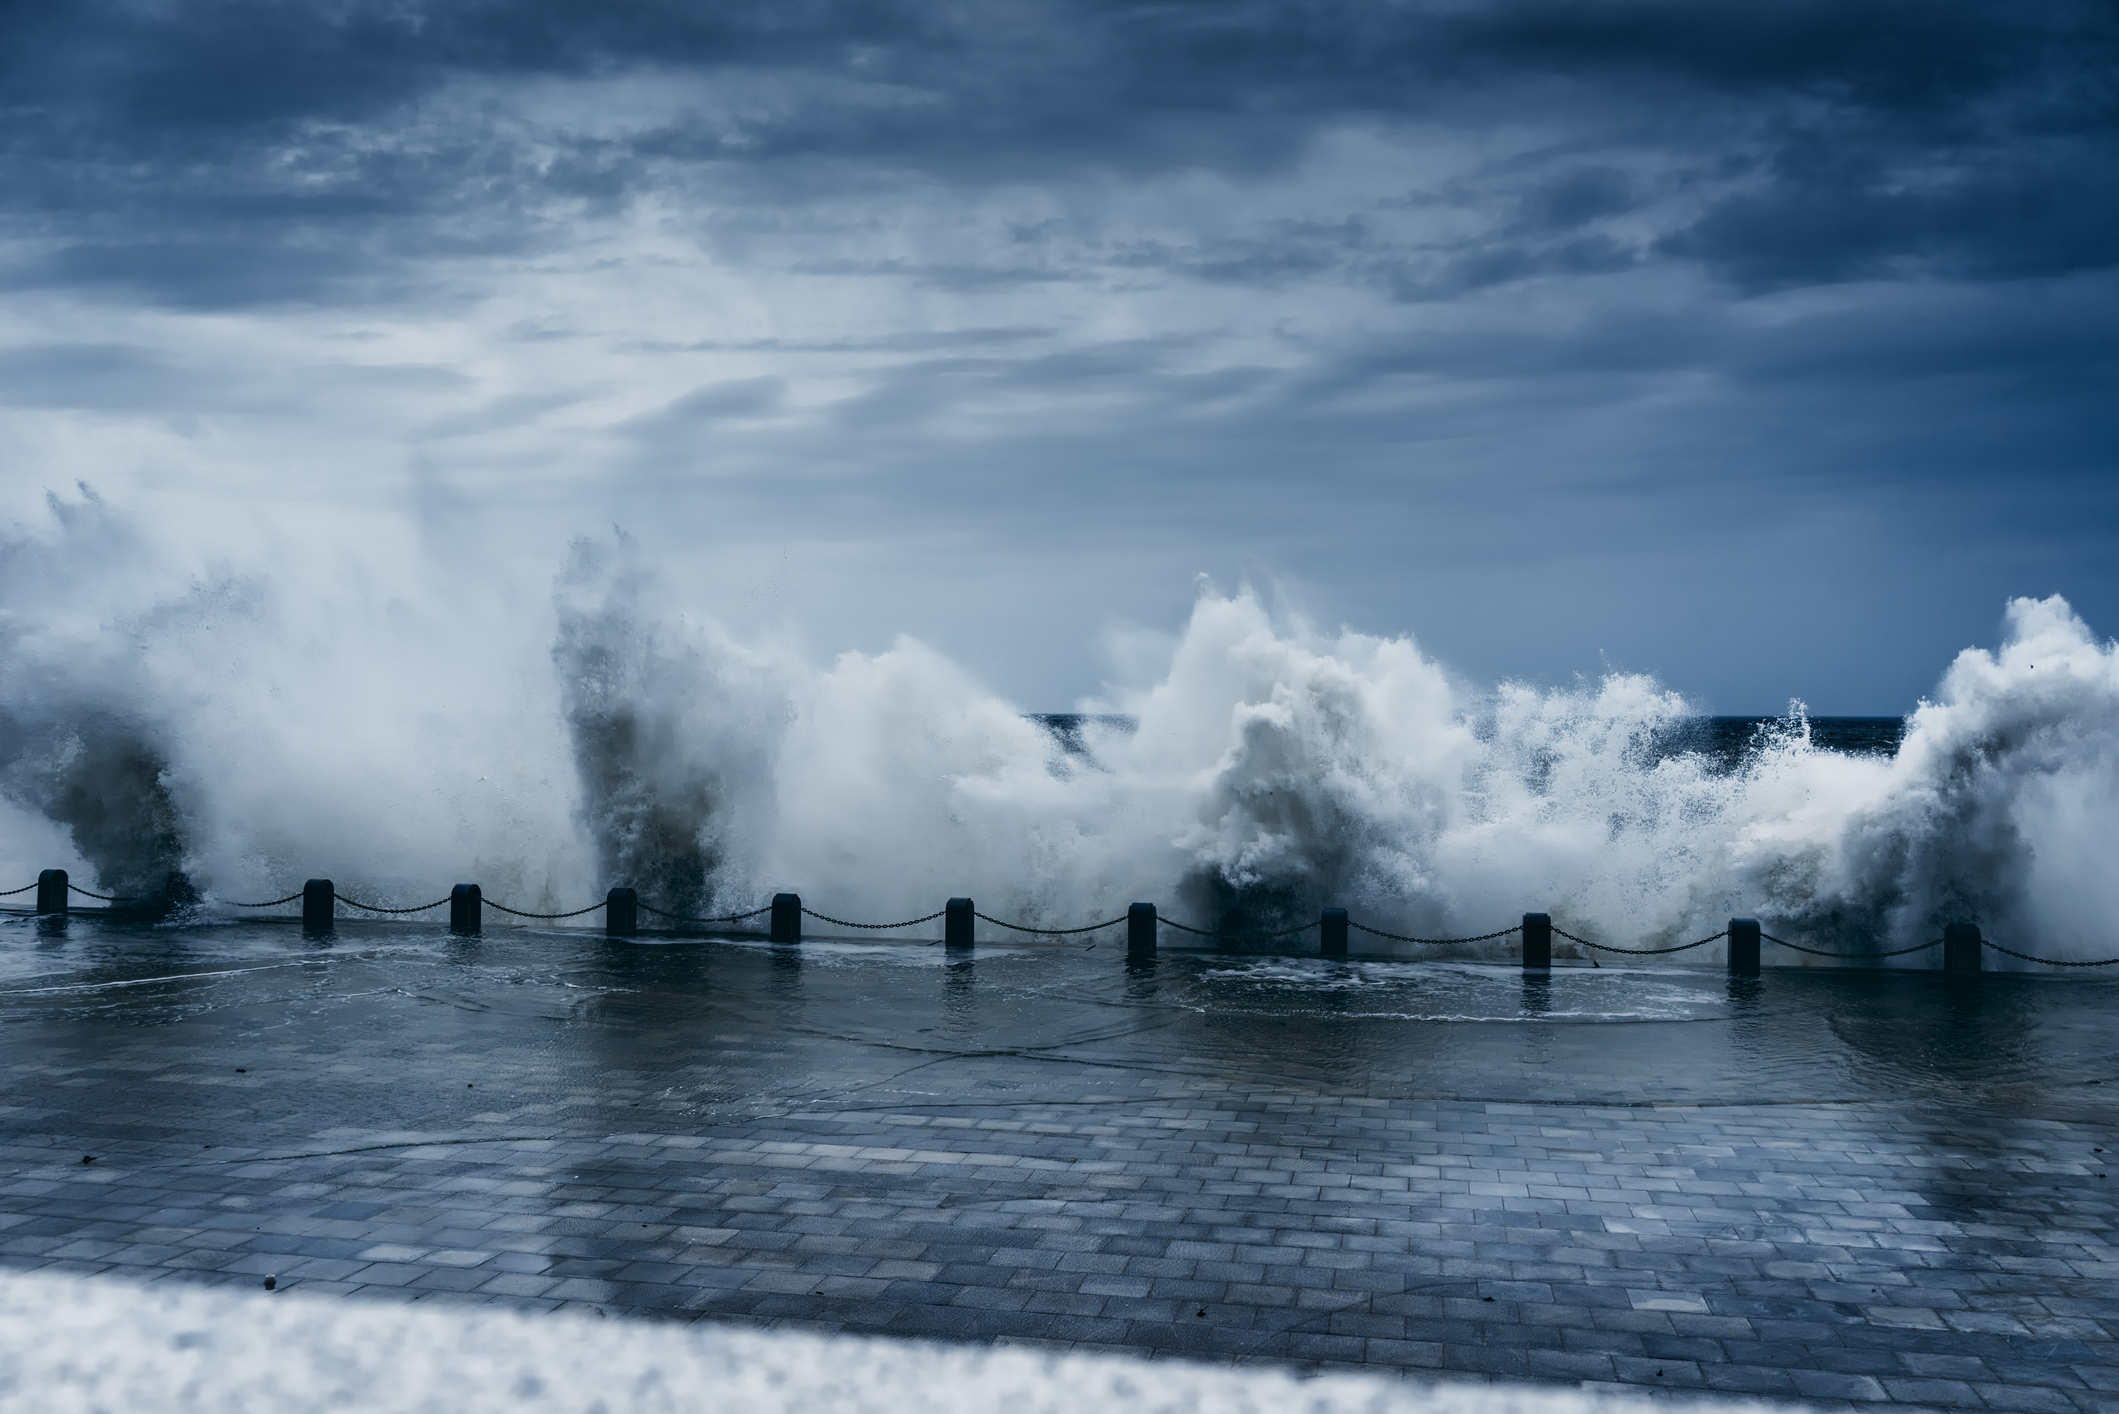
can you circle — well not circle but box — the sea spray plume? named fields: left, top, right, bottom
left=1437, top=672, right=1731, bottom=947
left=9, top=493, right=2108, bottom=964
left=1727, top=595, right=2119, bottom=962
left=0, top=713, right=189, bottom=906
left=755, top=589, right=1474, bottom=936
left=761, top=634, right=1111, bottom=923
left=0, top=488, right=194, bottom=904
left=1105, top=591, right=1474, bottom=937
left=0, top=488, right=589, bottom=911
left=552, top=537, right=791, bottom=917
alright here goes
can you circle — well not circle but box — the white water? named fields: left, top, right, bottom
left=0, top=1266, right=1722, bottom=1414
left=5, top=491, right=2118, bottom=964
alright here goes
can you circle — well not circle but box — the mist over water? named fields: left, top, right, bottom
left=5, top=494, right=2118, bottom=966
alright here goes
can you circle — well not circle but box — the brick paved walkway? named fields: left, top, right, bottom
left=0, top=922, right=2113, bottom=1410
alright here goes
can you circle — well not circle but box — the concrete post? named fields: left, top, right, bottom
left=771, top=893, right=802, bottom=944
left=945, top=898, right=973, bottom=951
left=1321, top=907, right=1348, bottom=958
left=605, top=887, right=638, bottom=938
left=1728, top=917, right=1760, bottom=975
left=35, top=869, right=66, bottom=915
left=1944, top=923, right=1982, bottom=977
left=450, top=884, right=481, bottom=935
left=1128, top=902, right=1156, bottom=958
left=302, top=879, right=334, bottom=933
left=1522, top=912, right=1551, bottom=971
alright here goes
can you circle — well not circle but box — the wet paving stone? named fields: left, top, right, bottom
left=0, top=916, right=2115, bottom=1409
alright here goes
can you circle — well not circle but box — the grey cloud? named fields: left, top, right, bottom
left=1661, top=141, right=2119, bottom=289
left=0, top=344, right=199, bottom=410
left=623, top=377, right=788, bottom=437
left=1510, top=168, right=1639, bottom=236
left=631, top=328, right=1053, bottom=354
left=1, top=1, right=2110, bottom=306
left=419, top=391, right=594, bottom=440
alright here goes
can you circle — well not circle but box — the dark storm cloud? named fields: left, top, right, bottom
left=3, top=0, right=2113, bottom=306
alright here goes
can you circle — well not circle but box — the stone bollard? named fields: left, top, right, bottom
left=1728, top=918, right=1761, bottom=975
left=1321, top=907, right=1348, bottom=958
left=945, top=898, right=974, bottom=951
left=605, top=888, right=638, bottom=938
left=1944, top=923, right=1982, bottom=978
left=450, top=884, right=482, bottom=935
left=1522, top=912, right=1551, bottom=971
left=771, top=893, right=802, bottom=944
left=1128, top=902, right=1157, bottom=958
left=302, top=879, right=334, bottom=933
left=35, top=869, right=66, bottom=915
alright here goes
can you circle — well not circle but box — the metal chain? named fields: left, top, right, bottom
left=0, top=883, right=34, bottom=897
left=53, top=872, right=2108, bottom=969
left=1552, top=926, right=1727, bottom=956
left=483, top=899, right=607, bottom=920
left=801, top=907, right=947, bottom=930
left=973, top=911, right=1128, bottom=935
left=1349, top=922, right=1521, bottom=946
left=1977, top=940, right=2119, bottom=968
left=1761, top=933, right=1942, bottom=959
left=1159, top=917, right=1321, bottom=942
left=333, top=893, right=451, bottom=915
left=639, top=902, right=774, bottom=924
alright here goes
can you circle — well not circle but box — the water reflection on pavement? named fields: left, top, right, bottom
left=0, top=918, right=2111, bottom=1143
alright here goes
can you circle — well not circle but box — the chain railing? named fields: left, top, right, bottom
left=334, top=893, right=451, bottom=915
left=9, top=872, right=2116, bottom=969
left=1159, top=917, right=1320, bottom=943
left=1554, top=926, right=1729, bottom=956
left=482, top=899, right=607, bottom=920
left=225, top=890, right=305, bottom=908
left=1350, top=921, right=1522, bottom=946
left=67, top=884, right=131, bottom=902
left=800, top=906, right=946, bottom=931
left=974, top=911, right=1128, bottom=936
left=641, top=902, right=774, bottom=925
left=1760, top=932, right=1943, bottom=960
left=1959, top=940, right=2119, bottom=967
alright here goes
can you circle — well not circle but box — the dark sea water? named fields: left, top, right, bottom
left=1649, top=715, right=1906, bottom=767
left=1036, top=714, right=1907, bottom=769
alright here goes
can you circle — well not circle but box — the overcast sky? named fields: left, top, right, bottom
left=2, top=0, right=2114, bottom=712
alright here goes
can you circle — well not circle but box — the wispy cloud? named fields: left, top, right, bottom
left=0, top=0, right=2113, bottom=710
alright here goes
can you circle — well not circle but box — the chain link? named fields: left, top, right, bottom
left=972, top=911, right=1128, bottom=936
left=483, top=899, right=607, bottom=920
left=0, top=882, right=35, bottom=897
left=47, top=873, right=2114, bottom=970
left=1761, top=933, right=1942, bottom=959
left=1552, top=926, right=1727, bottom=956
left=1976, top=940, right=2119, bottom=967
left=225, top=891, right=306, bottom=908
left=334, top=893, right=451, bottom=915
left=801, top=907, right=947, bottom=931
left=1349, top=921, right=1522, bottom=946
left=639, top=902, right=774, bottom=925
left=1159, top=917, right=1321, bottom=942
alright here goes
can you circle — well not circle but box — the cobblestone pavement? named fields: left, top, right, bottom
left=0, top=919, right=2114, bottom=1411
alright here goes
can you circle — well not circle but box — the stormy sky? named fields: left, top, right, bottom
left=2, top=0, right=2114, bottom=711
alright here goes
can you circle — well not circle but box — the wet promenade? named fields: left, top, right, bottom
left=0, top=918, right=2113, bottom=1411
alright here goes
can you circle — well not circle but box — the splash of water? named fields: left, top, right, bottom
left=4, top=496, right=2116, bottom=964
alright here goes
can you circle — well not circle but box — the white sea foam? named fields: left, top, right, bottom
left=0, top=1266, right=1743, bottom=1414
left=5, top=495, right=2117, bottom=965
